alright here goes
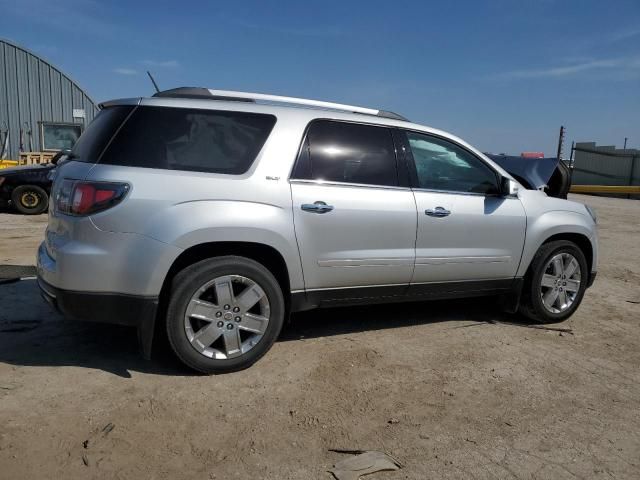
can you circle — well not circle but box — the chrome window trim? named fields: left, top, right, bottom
left=411, top=187, right=487, bottom=197
left=289, top=178, right=411, bottom=191
left=410, top=187, right=518, bottom=198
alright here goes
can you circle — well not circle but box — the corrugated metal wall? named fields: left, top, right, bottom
left=572, top=142, right=640, bottom=186
left=0, top=39, right=98, bottom=159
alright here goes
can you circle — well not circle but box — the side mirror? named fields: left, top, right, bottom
left=51, top=149, right=71, bottom=165
left=499, top=176, right=518, bottom=196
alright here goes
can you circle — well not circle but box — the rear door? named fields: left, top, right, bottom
left=290, top=120, right=417, bottom=294
left=399, top=130, right=526, bottom=288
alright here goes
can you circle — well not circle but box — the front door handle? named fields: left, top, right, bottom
left=301, top=201, right=334, bottom=214
left=425, top=206, right=451, bottom=217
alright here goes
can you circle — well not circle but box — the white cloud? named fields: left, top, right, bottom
left=607, top=27, right=640, bottom=43
left=142, top=60, right=180, bottom=68
left=496, top=56, right=640, bottom=80
left=113, top=68, right=138, bottom=75
left=3, top=0, right=115, bottom=37
left=219, top=15, right=343, bottom=37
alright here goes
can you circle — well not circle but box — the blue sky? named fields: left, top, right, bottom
left=2, top=0, right=639, bottom=155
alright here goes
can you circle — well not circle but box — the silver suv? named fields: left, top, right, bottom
left=37, top=88, right=598, bottom=373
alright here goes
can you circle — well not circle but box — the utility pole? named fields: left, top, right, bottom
left=624, top=137, right=628, bottom=150
left=569, top=141, right=575, bottom=183
left=556, top=126, right=565, bottom=160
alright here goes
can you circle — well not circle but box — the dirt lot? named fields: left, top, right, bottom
left=0, top=194, right=639, bottom=479
left=0, top=211, right=47, bottom=266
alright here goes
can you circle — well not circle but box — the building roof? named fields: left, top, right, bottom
left=0, top=38, right=97, bottom=106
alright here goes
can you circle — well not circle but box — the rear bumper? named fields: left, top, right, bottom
left=37, top=234, right=167, bottom=358
left=37, top=276, right=158, bottom=359
left=37, top=276, right=158, bottom=328
left=37, top=240, right=158, bottom=325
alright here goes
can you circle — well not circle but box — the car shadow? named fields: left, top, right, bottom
left=0, top=278, right=524, bottom=378
left=0, top=278, right=191, bottom=378
left=282, top=296, right=516, bottom=341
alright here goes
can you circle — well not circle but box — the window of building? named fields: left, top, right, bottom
left=41, top=123, right=83, bottom=151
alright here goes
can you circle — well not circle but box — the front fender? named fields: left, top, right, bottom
left=517, top=209, right=597, bottom=277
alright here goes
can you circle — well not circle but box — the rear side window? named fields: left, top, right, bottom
left=71, top=106, right=134, bottom=162
left=99, top=106, right=276, bottom=174
left=294, top=120, right=398, bottom=187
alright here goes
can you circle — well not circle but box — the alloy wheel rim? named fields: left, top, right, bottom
left=540, top=252, right=581, bottom=314
left=184, top=275, right=270, bottom=360
left=21, top=191, right=39, bottom=208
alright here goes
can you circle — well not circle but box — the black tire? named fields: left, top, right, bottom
left=519, top=240, right=589, bottom=323
left=11, top=185, right=49, bottom=215
left=166, top=256, right=285, bottom=374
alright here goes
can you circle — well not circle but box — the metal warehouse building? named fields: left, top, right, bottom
left=0, top=38, right=98, bottom=161
left=572, top=142, right=640, bottom=187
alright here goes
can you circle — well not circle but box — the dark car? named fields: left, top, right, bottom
left=0, top=163, right=55, bottom=214
left=487, top=154, right=572, bottom=199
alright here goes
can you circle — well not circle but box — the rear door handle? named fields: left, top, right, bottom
left=425, top=206, right=451, bottom=217
left=301, top=201, right=334, bottom=214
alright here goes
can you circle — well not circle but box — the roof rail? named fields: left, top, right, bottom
left=152, top=87, right=409, bottom=121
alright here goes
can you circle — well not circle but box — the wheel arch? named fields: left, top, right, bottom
left=516, top=233, right=593, bottom=322
left=157, top=241, right=292, bottom=323
left=539, top=233, right=593, bottom=275
left=520, top=231, right=594, bottom=285
left=517, top=209, right=597, bottom=279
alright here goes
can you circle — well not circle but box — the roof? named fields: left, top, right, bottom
left=100, top=89, right=514, bottom=181
left=151, top=87, right=409, bottom=121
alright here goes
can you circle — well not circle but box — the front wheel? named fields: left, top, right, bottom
left=166, top=256, right=285, bottom=374
left=519, top=240, right=589, bottom=323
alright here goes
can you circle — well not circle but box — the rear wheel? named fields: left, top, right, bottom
left=519, top=240, right=588, bottom=323
left=11, top=185, right=49, bottom=215
left=166, top=256, right=285, bottom=373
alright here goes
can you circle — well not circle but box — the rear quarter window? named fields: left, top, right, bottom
left=71, top=106, right=134, bottom=162
left=99, top=106, right=276, bottom=174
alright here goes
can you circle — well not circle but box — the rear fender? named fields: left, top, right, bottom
left=144, top=200, right=305, bottom=291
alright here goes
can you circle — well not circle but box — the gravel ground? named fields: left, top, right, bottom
left=0, top=194, right=639, bottom=479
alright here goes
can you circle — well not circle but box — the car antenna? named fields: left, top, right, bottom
left=147, top=71, right=160, bottom=93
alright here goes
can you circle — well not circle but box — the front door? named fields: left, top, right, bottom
left=401, top=130, right=526, bottom=286
left=290, top=120, right=417, bottom=293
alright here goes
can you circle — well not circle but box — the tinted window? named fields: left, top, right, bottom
left=406, top=132, right=498, bottom=194
left=100, top=106, right=276, bottom=174
left=71, top=106, right=134, bottom=162
left=297, top=120, right=398, bottom=187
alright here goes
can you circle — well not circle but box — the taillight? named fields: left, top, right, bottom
left=56, top=180, right=129, bottom=216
